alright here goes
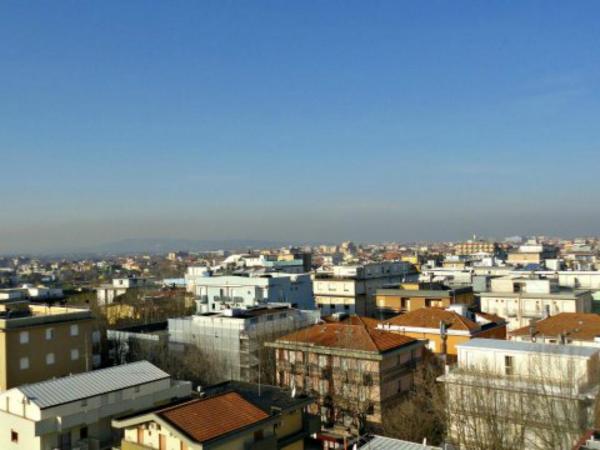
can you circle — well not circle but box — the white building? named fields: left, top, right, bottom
left=314, top=262, right=414, bottom=316
left=0, top=361, right=191, bottom=450
left=440, top=339, right=600, bottom=450
left=96, top=277, right=150, bottom=306
left=169, top=306, right=320, bottom=383
left=190, top=273, right=314, bottom=312
left=479, top=276, right=592, bottom=330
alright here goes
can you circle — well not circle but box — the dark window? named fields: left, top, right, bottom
left=80, top=427, right=88, bottom=440
left=254, top=430, right=264, bottom=441
left=505, top=355, right=514, bottom=376
left=11, top=430, right=18, bottom=443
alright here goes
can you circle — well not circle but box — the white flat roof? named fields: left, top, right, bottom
left=458, top=338, right=599, bottom=357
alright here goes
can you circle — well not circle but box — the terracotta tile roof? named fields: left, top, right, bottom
left=384, top=308, right=479, bottom=332
left=158, top=392, right=269, bottom=443
left=277, top=318, right=417, bottom=353
left=322, top=314, right=381, bottom=329
left=510, top=313, right=600, bottom=342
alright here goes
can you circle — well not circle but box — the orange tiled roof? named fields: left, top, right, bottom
left=510, top=313, right=600, bottom=342
left=384, top=308, right=479, bottom=332
left=322, top=314, right=381, bottom=329
left=277, top=318, right=417, bottom=353
left=158, top=392, right=269, bottom=443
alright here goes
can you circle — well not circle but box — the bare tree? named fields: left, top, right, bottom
left=382, top=351, right=446, bottom=445
left=442, top=351, right=599, bottom=450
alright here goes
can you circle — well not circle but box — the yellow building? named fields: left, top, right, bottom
left=113, top=381, right=319, bottom=450
left=375, top=283, right=475, bottom=318
left=379, top=307, right=507, bottom=357
left=0, top=301, right=95, bottom=390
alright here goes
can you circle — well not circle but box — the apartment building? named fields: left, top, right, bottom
left=378, top=306, right=506, bottom=357
left=439, top=339, right=600, bottom=450
left=189, top=273, right=314, bottom=312
left=113, top=381, right=319, bottom=450
left=96, top=277, right=150, bottom=306
left=0, top=301, right=99, bottom=391
left=313, top=262, right=414, bottom=316
left=454, top=241, right=500, bottom=256
left=510, top=312, right=600, bottom=347
left=374, top=282, right=474, bottom=318
left=169, top=306, right=320, bottom=383
left=0, top=361, right=191, bottom=450
left=266, top=316, right=425, bottom=440
left=479, top=276, right=592, bottom=330
left=507, top=242, right=558, bottom=267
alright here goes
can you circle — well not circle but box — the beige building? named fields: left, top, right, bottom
left=439, top=339, right=600, bottom=450
left=479, top=276, right=592, bottom=330
left=313, top=262, right=414, bottom=316
left=114, top=381, right=319, bottom=450
left=0, top=361, right=191, bottom=450
left=454, top=241, right=500, bottom=256
left=0, top=301, right=99, bottom=391
left=266, top=316, right=425, bottom=441
left=375, top=282, right=474, bottom=318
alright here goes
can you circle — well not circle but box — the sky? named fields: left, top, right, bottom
left=1, top=1, right=600, bottom=254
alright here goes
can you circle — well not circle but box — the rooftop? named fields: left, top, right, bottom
left=15, top=361, right=169, bottom=409
left=458, top=338, right=599, bottom=358
left=274, top=316, right=418, bottom=353
left=201, top=380, right=314, bottom=414
left=384, top=308, right=479, bottom=332
left=510, top=313, right=600, bottom=342
left=356, top=435, right=441, bottom=450
left=158, top=392, right=269, bottom=443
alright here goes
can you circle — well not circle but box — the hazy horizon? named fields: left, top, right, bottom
left=2, top=1, right=600, bottom=254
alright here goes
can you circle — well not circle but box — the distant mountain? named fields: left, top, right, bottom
left=77, top=238, right=292, bottom=255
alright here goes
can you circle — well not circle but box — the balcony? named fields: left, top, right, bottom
left=120, top=441, right=153, bottom=450
left=245, top=434, right=277, bottom=450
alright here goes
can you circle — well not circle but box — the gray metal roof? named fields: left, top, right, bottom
left=358, top=435, right=441, bottom=450
left=18, top=361, right=169, bottom=409
left=458, top=338, right=600, bottom=357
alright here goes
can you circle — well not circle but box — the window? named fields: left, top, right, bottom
left=504, top=355, right=514, bottom=376
left=46, top=353, right=55, bottom=365
left=134, top=386, right=140, bottom=393
left=70, top=324, right=79, bottom=336
left=11, top=430, right=18, bottom=443
left=81, top=399, right=87, bottom=407
left=79, top=426, right=88, bottom=440
left=45, top=328, right=54, bottom=340
left=71, top=349, right=80, bottom=361
left=19, top=331, right=29, bottom=344
left=19, top=357, right=29, bottom=370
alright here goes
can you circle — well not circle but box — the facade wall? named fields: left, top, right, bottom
left=480, top=294, right=592, bottom=330
left=272, top=344, right=422, bottom=433
left=1, top=318, right=93, bottom=390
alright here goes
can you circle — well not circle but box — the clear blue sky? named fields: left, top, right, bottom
left=1, top=1, right=599, bottom=253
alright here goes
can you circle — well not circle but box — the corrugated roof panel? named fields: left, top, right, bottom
left=19, top=360, right=169, bottom=409
left=359, top=435, right=441, bottom=449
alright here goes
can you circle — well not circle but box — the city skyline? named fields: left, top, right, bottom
left=2, top=1, right=600, bottom=253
